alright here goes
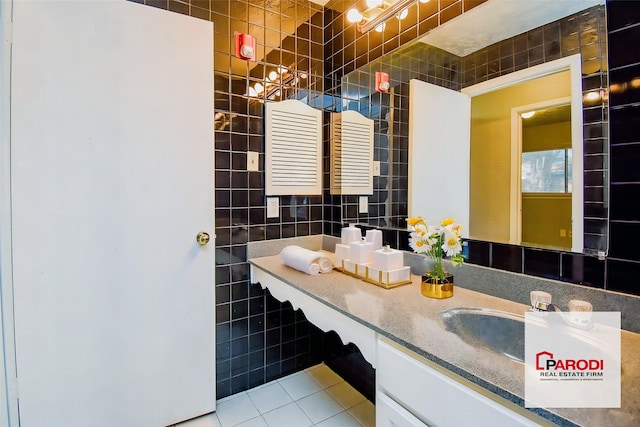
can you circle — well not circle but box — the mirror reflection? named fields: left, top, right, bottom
left=520, top=104, right=573, bottom=249
left=340, top=0, right=608, bottom=256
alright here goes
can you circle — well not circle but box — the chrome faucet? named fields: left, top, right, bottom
left=528, top=291, right=593, bottom=329
left=529, top=291, right=556, bottom=312
left=531, top=300, right=558, bottom=312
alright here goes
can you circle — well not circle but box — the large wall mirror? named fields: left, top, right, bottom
left=339, top=0, right=608, bottom=257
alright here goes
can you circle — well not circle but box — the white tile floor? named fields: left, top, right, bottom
left=174, top=363, right=375, bottom=427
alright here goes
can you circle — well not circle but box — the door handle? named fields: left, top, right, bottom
left=196, top=232, right=210, bottom=245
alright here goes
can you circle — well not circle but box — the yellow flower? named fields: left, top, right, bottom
left=441, top=218, right=454, bottom=227
left=407, top=217, right=423, bottom=227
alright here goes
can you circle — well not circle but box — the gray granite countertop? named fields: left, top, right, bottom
left=249, top=253, right=640, bottom=427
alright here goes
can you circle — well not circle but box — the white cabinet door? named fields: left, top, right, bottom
left=408, top=79, right=470, bottom=235
left=377, top=392, right=429, bottom=427
left=377, top=339, right=542, bottom=427
left=10, top=1, right=215, bottom=426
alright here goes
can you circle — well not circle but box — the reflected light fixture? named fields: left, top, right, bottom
left=521, top=111, right=535, bottom=119
left=583, top=91, right=601, bottom=102
left=347, top=0, right=418, bottom=33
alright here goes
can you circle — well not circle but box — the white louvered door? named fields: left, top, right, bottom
left=330, top=110, right=374, bottom=195
left=266, top=100, right=322, bottom=195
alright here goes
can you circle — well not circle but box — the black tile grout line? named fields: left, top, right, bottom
left=610, top=182, right=640, bottom=186
left=606, top=254, right=640, bottom=265
left=607, top=21, right=640, bottom=34
left=609, top=102, right=640, bottom=110
left=608, top=61, right=640, bottom=72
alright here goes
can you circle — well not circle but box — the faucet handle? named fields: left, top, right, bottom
left=530, top=291, right=552, bottom=309
left=568, top=299, right=593, bottom=323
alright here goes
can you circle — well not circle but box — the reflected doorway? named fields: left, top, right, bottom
left=518, top=103, right=573, bottom=250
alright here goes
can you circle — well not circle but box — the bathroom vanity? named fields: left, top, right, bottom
left=249, top=249, right=640, bottom=427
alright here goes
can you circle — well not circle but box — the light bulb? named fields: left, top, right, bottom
left=521, top=111, right=535, bottom=119
left=584, top=91, right=601, bottom=101
left=278, top=66, right=288, bottom=75
left=347, top=8, right=363, bottom=23
left=268, top=71, right=278, bottom=81
left=397, top=8, right=408, bottom=20
left=366, top=0, right=383, bottom=8
left=254, top=82, right=264, bottom=94
left=419, top=0, right=430, bottom=3
left=375, top=23, right=386, bottom=32
left=248, top=87, right=257, bottom=97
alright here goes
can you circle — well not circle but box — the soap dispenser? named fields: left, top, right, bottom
left=365, top=229, right=383, bottom=251
left=341, top=224, right=362, bottom=245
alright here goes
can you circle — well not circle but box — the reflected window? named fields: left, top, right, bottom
left=521, top=149, right=572, bottom=193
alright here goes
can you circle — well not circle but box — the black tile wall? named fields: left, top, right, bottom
left=561, top=252, right=605, bottom=288
left=136, top=0, right=640, bottom=403
left=607, top=0, right=640, bottom=290
left=523, top=248, right=561, bottom=280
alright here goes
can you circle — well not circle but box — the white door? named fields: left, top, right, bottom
left=10, top=1, right=215, bottom=426
left=408, top=79, right=470, bottom=234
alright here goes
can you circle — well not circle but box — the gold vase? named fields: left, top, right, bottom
left=421, top=275, right=454, bottom=299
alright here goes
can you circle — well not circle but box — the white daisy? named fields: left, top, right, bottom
left=409, top=232, right=431, bottom=253
left=441, top=234, right=462, bottom=257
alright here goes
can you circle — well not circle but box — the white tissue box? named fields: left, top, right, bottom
left=373, top=247, right=404, bottom=271
left=343, top=259, right=358, bottom=275
left=366, top=266, right=411, bottom=285
left=334, top=243, right=351, bottom=269
left=356, top=262, right=372, bottom=279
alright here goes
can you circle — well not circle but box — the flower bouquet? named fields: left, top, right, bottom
left=407, top=217, right=465, bottom=298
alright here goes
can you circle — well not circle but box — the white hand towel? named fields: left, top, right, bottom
left=279, top=246, right=333, bottom=275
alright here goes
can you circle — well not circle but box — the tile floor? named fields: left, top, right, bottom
left=174, top=363, right=375, bottom=427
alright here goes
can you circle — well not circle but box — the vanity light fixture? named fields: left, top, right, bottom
left=347, top=0, right=423, bottom=33
left=521, top=111, right=536, bottom=119
left=248, top=65, right=302, bottom=100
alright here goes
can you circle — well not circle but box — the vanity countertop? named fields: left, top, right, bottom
left=249, top=253, right=640, bottom=427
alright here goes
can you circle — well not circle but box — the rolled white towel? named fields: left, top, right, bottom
left=317, top=256, right=332, bottom=274
left=279, top=245, right=333, bottom=275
